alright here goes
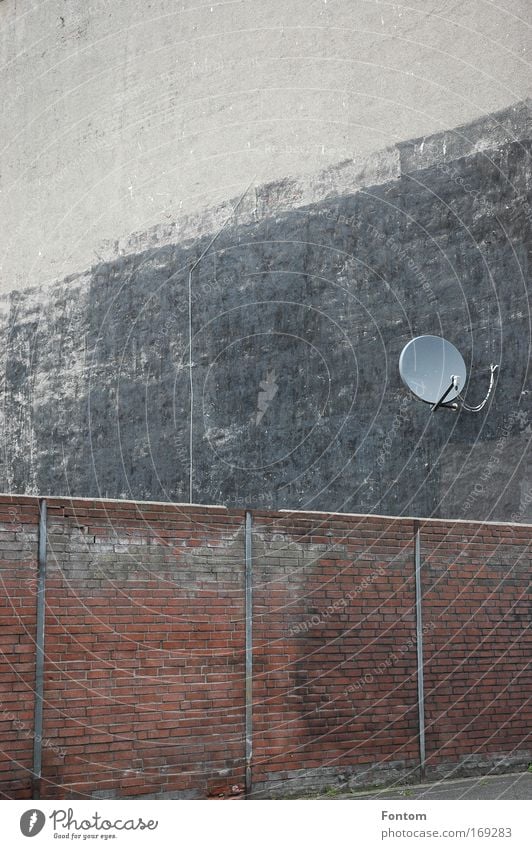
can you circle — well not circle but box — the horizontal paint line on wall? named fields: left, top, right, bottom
left=276, top=508, right=532, bottom=530
left=0, top=492, right=227, bottom=511
left=0, top=492, right=531, bottom=530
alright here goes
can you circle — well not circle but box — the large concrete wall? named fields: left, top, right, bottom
left=0, top=2, right=530, bottom=520
left=1, top=0, right=530, bottom=293
left=0, top=102, right=530, bottom=521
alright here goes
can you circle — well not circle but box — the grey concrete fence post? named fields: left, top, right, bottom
left=245, top=510, right=253, bottom=797
left=32, top=499, right=47, bottom=799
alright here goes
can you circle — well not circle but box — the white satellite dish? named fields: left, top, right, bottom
left=399, top=335, right=498, bottom=412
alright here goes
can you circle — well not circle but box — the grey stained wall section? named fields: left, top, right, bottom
left=0, top=102, right=531, bottom=521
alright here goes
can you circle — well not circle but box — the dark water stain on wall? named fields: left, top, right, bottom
left=1, top=105, right=530, bottom=522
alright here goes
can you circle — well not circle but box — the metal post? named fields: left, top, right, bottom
left=431, top=375, right=459, bottom=411
left=244, top=510, right=253, bottom=797
left=32, top=499, right=47, bottom=799
left=414, top=521, right=426, bottom=778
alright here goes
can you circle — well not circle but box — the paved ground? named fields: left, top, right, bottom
left=328, top=771, right=531, bottom=801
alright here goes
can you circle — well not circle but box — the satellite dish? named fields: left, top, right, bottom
left=399, top=335, right=498, bottom=412
left=399, top=335, right=466, bottom=408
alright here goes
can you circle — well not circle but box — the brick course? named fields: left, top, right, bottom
left=0, top=496, right=529, bottom=798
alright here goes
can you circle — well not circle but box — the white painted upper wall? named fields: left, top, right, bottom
left=0, top=0, right=530, bottom=294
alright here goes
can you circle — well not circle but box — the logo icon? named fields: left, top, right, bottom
left=20, top=810, right=46, bottom=837
left=255, top=369, right=279, bottom=425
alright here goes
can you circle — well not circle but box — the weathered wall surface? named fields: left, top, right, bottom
left=252, top=511, right=420, bottom=793
left=0, top=496, right=247, bottom=800
left=0, top=498, right=39, bottom=797
left=0, top=103, right=530, bottom=520
left=252, top=509, right=531, bottom=795
left=0, top=496, right=529, bottom=799
left=420, top=521, right=531, bottom=778
left=0, top=0, right=530, bottom=293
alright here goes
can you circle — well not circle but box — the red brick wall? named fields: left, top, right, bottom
left=0, top=497, right=39, bottom=798
left=0, top=495, right=529, bottom=799
left=1, top=497, right=246, bottom=800
left=252, top=512, right=420, bottom=793
left=420, top=521, right=531, bottom=775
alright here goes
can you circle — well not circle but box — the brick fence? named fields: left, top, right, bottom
left=0, top=495, right=530, bottom=799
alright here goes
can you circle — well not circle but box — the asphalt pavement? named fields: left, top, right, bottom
left=329, top=771, right=531, bottom=800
